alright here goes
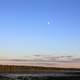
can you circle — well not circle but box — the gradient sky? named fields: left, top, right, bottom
left=0, top=0, right=80, bottom=59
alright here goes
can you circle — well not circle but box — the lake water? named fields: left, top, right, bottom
left=0, top=72, right=80, bottom=80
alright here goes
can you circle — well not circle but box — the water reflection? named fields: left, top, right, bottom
left=0, top=72, right=80, bottom=80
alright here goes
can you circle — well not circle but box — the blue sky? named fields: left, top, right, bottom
left=0, top=0, right=80, bottom=58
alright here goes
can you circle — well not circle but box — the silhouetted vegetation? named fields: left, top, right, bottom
left=0, top=65, right=80, bottom=73
left=0, top=65, right=80, bottom=80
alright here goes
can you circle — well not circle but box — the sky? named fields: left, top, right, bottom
left=0, top=0, right=80, bottom=67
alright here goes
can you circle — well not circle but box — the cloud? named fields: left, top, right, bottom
left=32, top=55, right=80, bottom=63
left=0, top=55, right=80, bottom=68
left=0, top=55, right=79, bottom=63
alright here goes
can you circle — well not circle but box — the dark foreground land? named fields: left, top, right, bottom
left=0, top=65, right=80, bottom=80
left=0, top=76, right=80, bottom=80
left=0, top=65, right=80, bottom=73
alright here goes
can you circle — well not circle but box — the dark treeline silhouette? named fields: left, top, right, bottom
left=0, top=65, right=80, bottom=73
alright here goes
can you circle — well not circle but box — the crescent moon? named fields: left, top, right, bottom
left=48, top=21, right=50, bottom=24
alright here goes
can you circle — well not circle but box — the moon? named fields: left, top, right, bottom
left=48, top=16, right=55, bottom=25
left=48, top=21, right=50, bottom=25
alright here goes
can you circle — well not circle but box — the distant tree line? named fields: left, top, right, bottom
left=0, top=65, right=80, bottom=73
